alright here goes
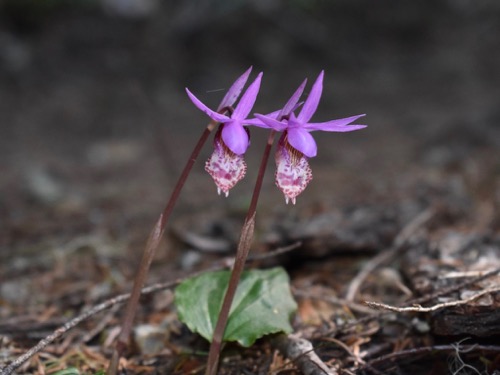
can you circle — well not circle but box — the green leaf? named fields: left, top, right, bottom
left=175, top=267, right=297, bottom=347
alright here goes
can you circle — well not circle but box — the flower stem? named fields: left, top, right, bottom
left=205, top=130, right=276, bottom=375
left=107, top=120, right=218, bottom=375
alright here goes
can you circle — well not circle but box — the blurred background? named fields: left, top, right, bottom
left=1, top=0, right=499, bottom=283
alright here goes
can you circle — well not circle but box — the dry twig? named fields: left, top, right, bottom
left=0, top=280, right=180, bottom=375
left=408, top=267, right=500, bottom=306
left=332, top=267, right=500, bottom=338
left=319, top=337, right=366, bottom=367
left=345, top=208, right=435, bottom=301
left=365, top=287, right=500, bottom=313
left=272, top=334, right=337, bottom=375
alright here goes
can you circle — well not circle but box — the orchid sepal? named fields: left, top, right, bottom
left=305, top=114, right=367, bottom=132
left=218, top=66, right=253, bottom=111
left=185, top=88, right=230, bottom=123
left=297, top=70, right=323, bottom=123
left=232, top=72, right=263, bottom=120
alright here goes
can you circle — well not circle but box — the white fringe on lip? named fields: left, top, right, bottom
left=205, top=136, right=247, bottom=198
left=275, top=136, right=312, bottom=205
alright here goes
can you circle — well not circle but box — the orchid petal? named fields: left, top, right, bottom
left=217, top=66, right=253, bottom=111
left=253, top=114, right=288, bottom=131
left=287, top=127, right=317, bottom=158
left=304, top=114, right=367, bottom=132
left=280, top=78, right=307, bottom=118
left=297, top=71, right=324, bottom=123
left=232, top=72, right=263, bottom=120
left=185, top=88, right=230, bottom=123
left=221, top=121, right=249, bottom=155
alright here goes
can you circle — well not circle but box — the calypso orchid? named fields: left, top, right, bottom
left=255, top=71, right=367, bottom=204
left=186, top=70, right=262, bottom=196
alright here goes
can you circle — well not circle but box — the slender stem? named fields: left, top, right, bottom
left=107, top=120, right=218, bottom=375
left=205, top=130, right=276, bottom=375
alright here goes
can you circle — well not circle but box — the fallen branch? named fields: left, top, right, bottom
left=272, top=334, right=337, bottom=375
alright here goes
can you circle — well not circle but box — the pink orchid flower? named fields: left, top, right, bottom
left=255, top=71, right=367, bottom=204
left=185, top=69, right=262, bottom=196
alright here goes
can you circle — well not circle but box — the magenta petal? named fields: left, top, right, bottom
left=243, top=118, right=270, bottom=128
left=253, top=114, right=288, bottom=131
left=185, top=88, right=231, bottom=123
left=232, top=72, right=263, bottom=120
left=217, top=66, right=253, bottom=111
left=266, top=109, right=282, bottom=119
left=221, top=121, right=249, bottom=155
left=280, top=78, right=307, bottom=118
left=205, top=138, right=247, bottom=196
left=275, top=140, right=313, bottom=205
left=309, top=124, right=367, bottom=132
left=297, top=70, right=324, bottom=123
left=287, top=128, right=317, bottom=158
left=243, top=110, right=282, bottom=128
left=305, top=114, right=367, bottom=132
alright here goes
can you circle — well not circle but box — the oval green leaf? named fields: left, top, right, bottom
left=175, top=267, right=297, bottom=347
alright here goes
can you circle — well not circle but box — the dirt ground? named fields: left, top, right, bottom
left=1, top=1, right=499, bottom=374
